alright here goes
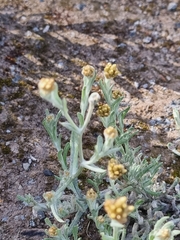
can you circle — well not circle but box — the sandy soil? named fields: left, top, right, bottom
left=0, top=0, right=180, bottom=239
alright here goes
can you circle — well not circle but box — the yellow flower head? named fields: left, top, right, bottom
left=104, top=196, right=134, bottom=224
left=97, top=103, right=110, bottom=117
left=47, top=225, right=58, bottom=237
left=97, top=215, right=105, bottom=223
left=104, top=63, right=120, bottom=79
left=43, top=191, right=54, bottom=201
left=86, top=188, right=97, bottom=201
left=112, top=90, right=123, bottom=99
left=82, top=65, right=95, bottom=77
left=158, top=229, right=171, bottom=240
left=104, top=126, right=118, bottom=140
left=108, top=158, right=127, bottom=180
left=38, top=78, right=55, bottom=96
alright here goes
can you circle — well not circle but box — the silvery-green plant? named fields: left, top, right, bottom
left=17, top=64, right=180, bottom=240
left=168, top=108, right=180, bottom=156
left=148, top=216, right=180, bottom=240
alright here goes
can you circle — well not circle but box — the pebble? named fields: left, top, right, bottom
left=25, top=31, right=33, bottom=37
left=29, top=219, right=37, bottom=228
left=33, top=27, right=39, bottom=32
left=117, top=43, right=127, bottom=49
left=166, top=76, right=171, bottom=81
left=20, top=16, right=27, bottom=23
left=143, top=36, right=152, bottom=44
left=174, top=22, right=180, bottom=29
left=43, top=25, right=50, bottom=33
left=43, top=169, right=54, bottom=176
left=75, top=3, right=86, bottom=11
left=134, top=81, right=140, bottom=89
left=1, top=217, right=8, bottom=222
left=141, top=83, right=149, bottom=89
left=129, top=30, right=136, bottom=37
left=37, top=210, right=45, bottom=220
left=167, top=2, right=177, bottom=11
left=21, top=230, right=45, bottom=237
left=23, top=162, right=30, bottom=171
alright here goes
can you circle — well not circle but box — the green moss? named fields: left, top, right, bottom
left=171, top=160, right=180, bottom=178
left=1, top=144, right=11, bottom=154
left=0, top=78, right=12, bottom=90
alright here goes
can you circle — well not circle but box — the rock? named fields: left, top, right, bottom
left=167, top=2, right=177, bottom=11
left=23, top=162, right=30, bottom=171
left=37, top=210, right=45, bottom=220
left=43, top=25, right=50, bottom=33
left=43, top=169, right=54, bottom=176
left=143, top=36, right=152, bottom=44
left=134, top=81, right=140, bottom=89
left=174, top=22, right=180, bottom=29
left=33, top=27, right=39, bottom=32
left=142, top=83, right=149, bottom=89
left=75, top=3, right=86, bottom=11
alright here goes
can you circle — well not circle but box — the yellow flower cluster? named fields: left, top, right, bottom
left=97, top=103, right=110, bottom=117
left=158, top=229, right=171, bottom=240
left=104, top=126, right=118, bottom=140
left=97, top=215, right=105, bottom=223
left=112, top=90, right=123, bottom=99
left=104, top=196, right=134, bottom=224
left=38, top=78, right=55, bottom=95
left=108, top=158, right=127, bottom=180
left=82, top=65, right=95, bottom=77
left=86, top=188, right=97, bottom=200
left=47, top=225, right=58, bottom=237
left=43, top=191, right=54, bottom=201
left=104, top=63, right=120, bottom=79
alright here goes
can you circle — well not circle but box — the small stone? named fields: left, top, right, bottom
left=75, top=3, right=86, bottom=11
left=1, top=217, right=8, bottom=222
left=37, top=210, right=45, bottom=220
left=21, top=230, right=45, bottom=237
left=142, top=83, right=149, bottom=89
left=20, top=16, right=27, bottom=23
left=29, top=219, right=37, bottom=228
left=30, top=155, right=37, bottom=161
left=43, top=169, right=54, bottom=176
left=134, top=81, right=139, bottom=89
left=25, top=31, right=33, bottom=37
left=6, top=129, right=11, bottom=133
left=166, top=76, right=171, bottom=81
left=167, top=2, right=177, bottom=11
left=43, top=25, right=50, bottom=33
left=33, top=27, right=39, bottom=32
left=175, top=22, right=180, bottom=29
left=129, top=30, right=136, bottom=37
left=117, top=43, right=127, bottom=48
left=23, top=162, right=30, bottom=171
left=143, top=36, right=152, bottom=44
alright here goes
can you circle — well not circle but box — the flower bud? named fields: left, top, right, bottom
left=112, top=90, right=123, bottom=99
left=38, top=78, right=55, bottom=97
left=108, top=158, right=127, bottom=180
left=104, top=126, right=118, bottom=140
left=43, top=191, right=54, bottom=201
left=158, top=229, right=170, bottom=239
left=104, top=196, right=134, bottom=224
left=88, top=92, right=100, bottom=104
left=97, top=103, right=110, bottom=117
left=86, top=188, right=97, bottom=201
left=104, top=63, right=120, bottom=79
left=97, top=215, right=105, bottom=223
left=47, top=225, right=58, bottom=237
left=82, top=65, right=95, bottom=78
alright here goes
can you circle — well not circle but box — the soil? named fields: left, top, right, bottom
left=0, top=0, right=180, bottom=239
